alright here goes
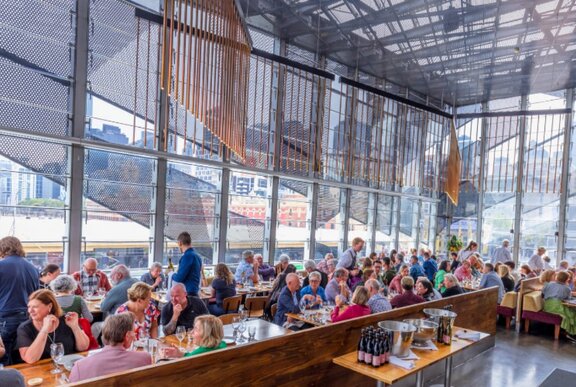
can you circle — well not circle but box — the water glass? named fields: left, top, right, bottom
left=237, top=321, right=247, bottom=343
left=187, top=328, right=194, bottom=351
left=50, top=342, right=64, bottom=374
left=247, top=325, right=256, bottom=341
left=231, top=317, right=241, bottom=338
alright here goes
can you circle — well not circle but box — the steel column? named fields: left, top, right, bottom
left=557, top=88, right=574, bottom=266
left=66, top=0, right=90, bottom=273
left=151, top=158, right=167, bottom=264
left=215, top=166, right=231, bottom=264
left=340, top=188, right=351, bottom=255
left=477, top=102, right=489, bottom=252
left=513, top=95, right=528, bottom=265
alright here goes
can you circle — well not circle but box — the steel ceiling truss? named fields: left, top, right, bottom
left=240, top=0, right=576, bottom=106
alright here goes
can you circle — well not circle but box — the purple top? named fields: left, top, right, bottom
left=258, top=264, right=276, bottom=281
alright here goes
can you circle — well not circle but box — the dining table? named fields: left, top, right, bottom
left=8, top=319, right=291, bottom=387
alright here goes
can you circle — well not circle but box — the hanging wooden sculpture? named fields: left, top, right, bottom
left=161, top=0, right=251, bottom=159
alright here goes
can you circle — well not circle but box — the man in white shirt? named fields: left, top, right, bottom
left=336, top=237, right=365, bottom=271
left=527, top=247, right=546, bottom=274
left=491, top=240, right=512, bottom=265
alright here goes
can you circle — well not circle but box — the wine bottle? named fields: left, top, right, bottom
left=357, top=329, right=366, bottom=363
left=443, top=318, right=452, bottom=345
left=167, top=257, right=175, bottom=272
left=386, top=331, right=392, bottom=363
left=380, top=333, right=387, bottom=365
left=436, top=317, right=444, bottom=343
left=364, top=332, right=373, bottom=365
left=371, top=333, right=381, bottom=368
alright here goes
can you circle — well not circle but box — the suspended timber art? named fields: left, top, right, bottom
left=161, top=0, right=251, bottom=159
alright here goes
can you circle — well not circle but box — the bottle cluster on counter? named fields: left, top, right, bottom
left=357, top=326, right=393, bottom=367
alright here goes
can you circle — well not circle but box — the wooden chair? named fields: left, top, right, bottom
left=271, top=303, right=278, bottom=320
left=218, top=313, right=241, bottom=325
left=245, top=296, right=267, bottom=318
left=223, top=295, right=243, bottom=314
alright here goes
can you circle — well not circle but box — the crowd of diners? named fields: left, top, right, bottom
left=1, top=234, right=576, bottom=384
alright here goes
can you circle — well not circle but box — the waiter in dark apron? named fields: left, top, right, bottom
left=336, top=237, right=365, bottom=271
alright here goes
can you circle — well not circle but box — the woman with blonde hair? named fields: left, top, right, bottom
left=331, top=286, right=371, bottom=323
left=498, top=265, right=516, bottom=293
left=17, top=290, right=89, bottom=364
left=542, top=271, right=576, bottom=341
left=209, top=263, right=237, bottom=316
left=115, top=282, right=159, bottom=339
left=161, top=315, right=226, bottom=358
left=540, top=269, right=556, bottom=284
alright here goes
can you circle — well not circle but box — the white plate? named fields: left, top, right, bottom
left=223, top=338, right=236, bottom=345
left=58, top=353, right=84, bottom=365
left=133, top=338, right=159, bottom=348
left=85, top=295, right=102, bottom=301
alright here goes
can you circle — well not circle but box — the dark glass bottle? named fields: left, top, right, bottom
left=371, top=333, right=382, bottom=367
left=357, top=329, right=366, bottom=363
left=364, top=332, right=374, bottom=365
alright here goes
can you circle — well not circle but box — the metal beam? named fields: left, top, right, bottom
left=151, top=158, right=167, bottom=264
left=66, top=0, right=90, bottom=273
left=557, top=88, right=574, bottom=266
left=512, top=95, right=528, bottom=265
left=215, top=166, right=230, bottom=263
left=477, top=102, right=488, bottom=252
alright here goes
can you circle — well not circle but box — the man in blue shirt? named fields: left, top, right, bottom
left=0, top=236, right=39, bottom=365
left=172, top=232, right=202, bottom=296
left=234, top=250, right=259, bottom=286
left=479, top=263, right=505, bottom=303
left=422, top=251, right=438, bottom=282
left=409, top=255, right=426, bottom=283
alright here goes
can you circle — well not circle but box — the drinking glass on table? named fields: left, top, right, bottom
left=175, top=326, right=186, bottom=351
left=247, top=325, right=256, bottom=342
left=50, top=342, right=64, bottom=374
left=187, top=328, right=194, bottom=351
left=97, top=287, right=106, bottom=297
left=231, top=316, right=240, bottom=338
left=237, top=321, right=247, bottom=343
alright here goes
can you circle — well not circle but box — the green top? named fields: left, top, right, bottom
left=435, top=270, right=447, bottom=293
left=184, top=341, right=227, bottom=357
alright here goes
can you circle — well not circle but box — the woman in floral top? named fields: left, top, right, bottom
left=115, top=282, right=159, bottom=339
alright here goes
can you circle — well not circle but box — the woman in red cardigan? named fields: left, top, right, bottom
left=331, top=286, right=371, bottom=323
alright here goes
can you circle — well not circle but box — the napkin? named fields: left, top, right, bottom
left=389, top=356, right=415, bottom=370
left=402, top=350, right=420, bottom=360
left=455, top=331, right=481, bottom=342
left=411, top=340, right=438, bottom=351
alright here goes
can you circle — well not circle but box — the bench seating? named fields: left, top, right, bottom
left=521, top=291, right=563, bottom=340
left=497, top=291, right=517, bottom=329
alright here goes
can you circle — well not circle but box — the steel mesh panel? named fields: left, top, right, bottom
left=88, top=0, right=160, bottom=146
left=0, top=135, right=69, bottom=188
left=316, top=185, right=341, bottom=223
left=376, top=194, right=394, bottom=236
left=249, top=28, right=275, bottom=53
left=0, top=0, right=73, bottom=137
left=349, top=191, right=369, bottom=225
left=279, top=179, right=309, bottom=199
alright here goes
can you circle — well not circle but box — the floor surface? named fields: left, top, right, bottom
left=428, top=325, right=576, bottom=387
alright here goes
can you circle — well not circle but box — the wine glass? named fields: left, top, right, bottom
left=50, top=342, right=64, bottom=374
left=237, top=321, right=247, bottom=343
left=97, top=287, right=106, bottom=298
left=187, top=328, right=194, bottom=351
left=175, top=326, right=186, bottom=351
left=247, top=325, right=256, bottom=342
left=231, top=316, right=240, bottom=338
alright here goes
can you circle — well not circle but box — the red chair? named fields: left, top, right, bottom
left=79, top=318, right=100, bottom=350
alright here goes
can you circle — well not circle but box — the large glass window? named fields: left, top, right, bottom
left=374, top=194, right=395, bottom=255
left=275, top=179, right=311, bottom=261
left=164, top=161, right=221, bottom=266
left=82, top=149, right=156, bottom=270
left=0, top=136, right=69, bottom=270
left=226, top=171, right=269, bottom=264
left=315, top=185, right=345, bottom=260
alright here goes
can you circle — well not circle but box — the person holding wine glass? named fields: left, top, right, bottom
left=160, top=315, right=226, bottom=359
left=16, top=289, right=89, bottom=364
left=175, top=326, right=186, bottom=351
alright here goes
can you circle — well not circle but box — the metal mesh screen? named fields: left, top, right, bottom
left=0, top=0, right=74, bottom=137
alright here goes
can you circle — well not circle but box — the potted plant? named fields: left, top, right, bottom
left=447, top=235, right=463, bottom=252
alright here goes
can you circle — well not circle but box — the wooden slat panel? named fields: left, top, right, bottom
left=70, top=288, right=498, bottom=387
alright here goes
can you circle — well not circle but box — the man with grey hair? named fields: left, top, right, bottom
left=365, top=279, right=392, bottom=313
left=140, top=262, right=165, bottom=291
left=273, top=273, right=301, bottom=327
left=491, top=240, right=512, bottom=265
left=69, top=313, right=151, bottom=382
left=72, top=258, right=112, bottom=296
left=100, top=265, right=138, bottom=317
left=325, top=268, right=351, bottom=303
left=302, top=260, right=328, bottom=288
left=161, top=283, right=208, bottom=335
left=256, top=253, right=275, bottom=281
left=234, top=250, right=259, bottom=285
left=274, top=254, right=291, bottom=277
